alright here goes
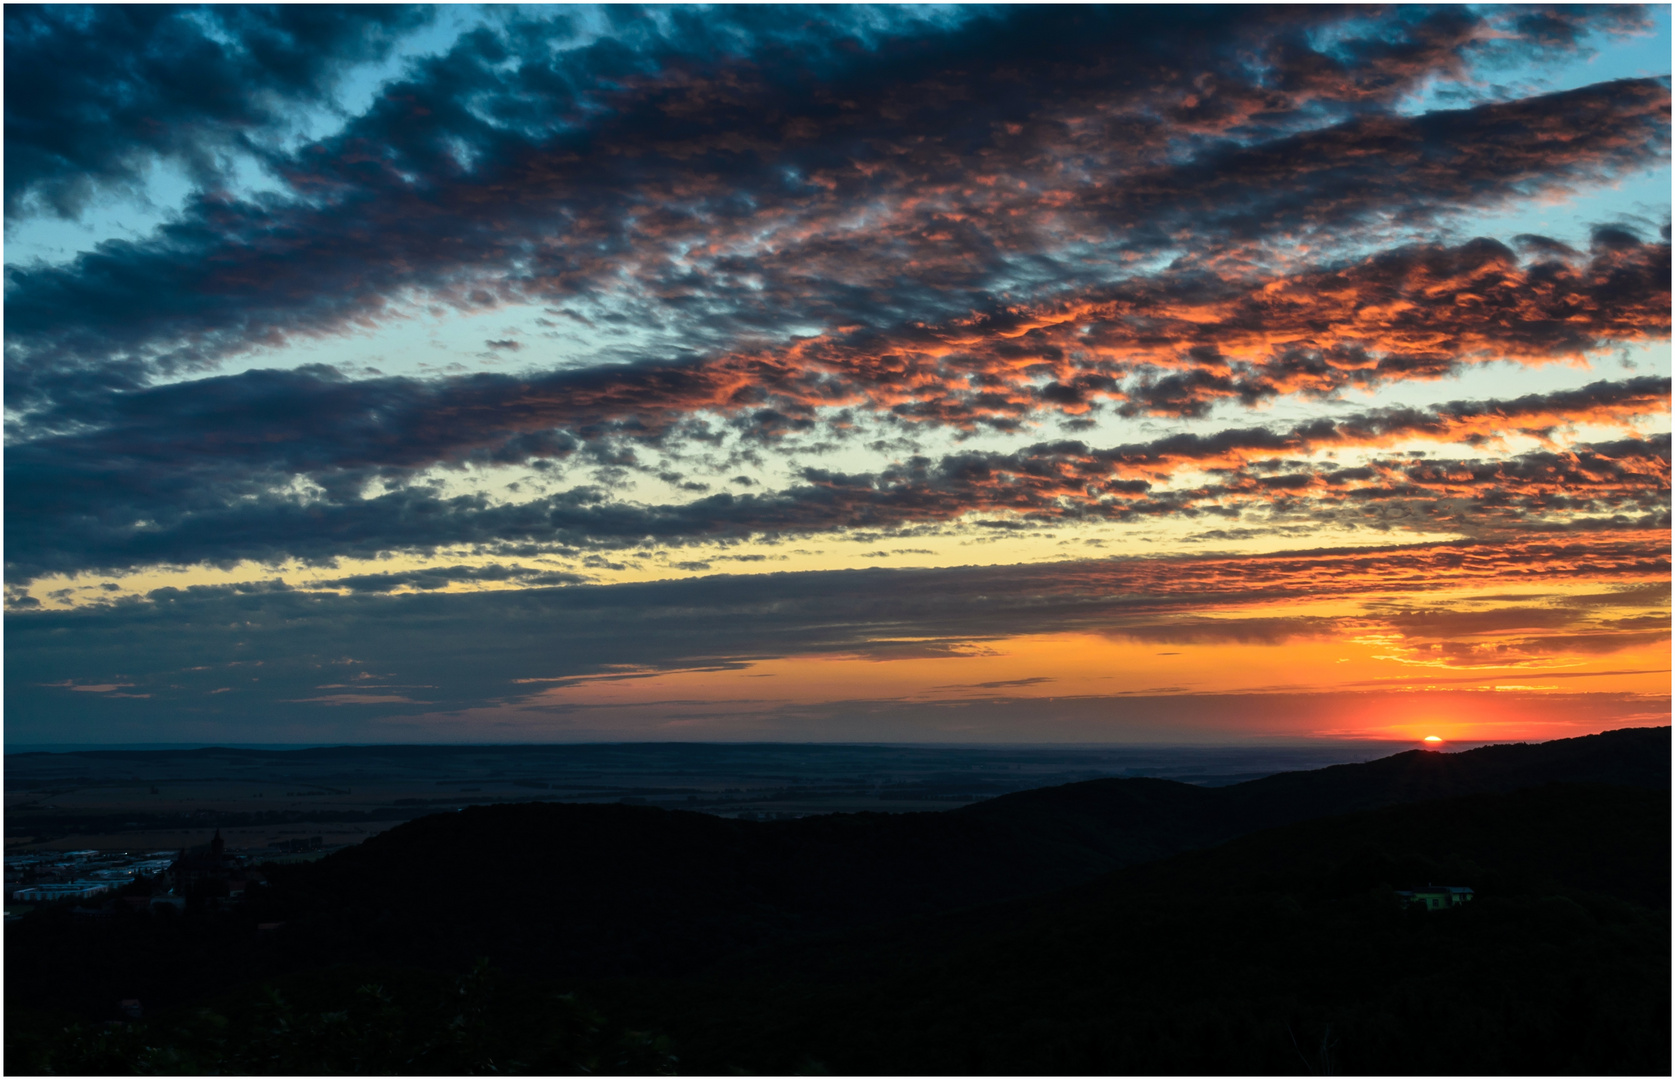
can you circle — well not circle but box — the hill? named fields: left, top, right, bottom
left=218, top=726, right=1663, bottom=981
left=5, top=727, right=1669, bottom=1074
left=635, top=781, right=1670, bottom=1074
left=954, top=725, right=1672, bottom=866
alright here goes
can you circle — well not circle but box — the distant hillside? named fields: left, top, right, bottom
left=251, top=727, right=1665, bottom=980
left=27, top=727, right=1669, bottom=998
left=957, top=725, right=1672, bottom=865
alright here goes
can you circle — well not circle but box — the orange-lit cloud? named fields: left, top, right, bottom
left=8, top=525, right=1666, bottom=742
left=5, top=7, right=1668, bottom=745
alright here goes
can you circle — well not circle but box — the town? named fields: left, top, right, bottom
left=4, top=831, right=327, bottom=922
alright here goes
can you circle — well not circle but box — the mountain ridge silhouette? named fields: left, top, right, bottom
left=275, top=725, right=1668, bottom=979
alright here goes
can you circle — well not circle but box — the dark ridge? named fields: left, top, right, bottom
left=646, top=782, right=1670, bottom=1075
left=281, top=727, right=1672, bottom=979
left=5, top=728, right=1667, bottom=1073
left=957, top=725, right=1672, bottom=861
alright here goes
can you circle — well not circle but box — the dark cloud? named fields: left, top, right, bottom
left=5, top=9, right=1662, bottom=411
left=948, top=677, right=1057, bottom=691
left=6, top=252, right=1666, bottom=585
left=9, top=235, right=1665, bottom=511
left=1376, top=605, right=1597, bottom=636
left=3, top=5, right=1667, bottom=746
left=6, top=528, right=1666, bottom=741
left=1100, top=617, right=1337, bottom=647
left=313, top=563, right=589, bottom=593
left=5, top=9, right=1662, bottom=591
left=4, top=5, right=435, bottom=219
left=8, top=378, right=1666, bottom=582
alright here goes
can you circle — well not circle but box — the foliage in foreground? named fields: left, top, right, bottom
left=6, top=774, right=1668, bottom=1075
left=7, top=961, right=675, bottom=1076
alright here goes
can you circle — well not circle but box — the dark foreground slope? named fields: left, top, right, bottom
left=13, top=728, right=1665, bottom=1012
left=633, top=782, right=1670, bottom=1075
left=5, top=728, right=1669, bottom=1074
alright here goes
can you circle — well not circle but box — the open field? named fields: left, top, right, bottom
left=5, top=742, right=1408, bottom=853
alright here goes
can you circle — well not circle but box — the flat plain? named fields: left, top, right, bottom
left=4, top=741, right=1407, bottom=853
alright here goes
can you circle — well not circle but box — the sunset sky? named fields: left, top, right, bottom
left=4, top=4, right=1669, bottom=747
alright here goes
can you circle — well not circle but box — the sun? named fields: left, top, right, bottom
left=1423, top=735, right=1444, bottom=747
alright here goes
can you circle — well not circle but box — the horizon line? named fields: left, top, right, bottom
left=8, top=733, right=1626, bottom=755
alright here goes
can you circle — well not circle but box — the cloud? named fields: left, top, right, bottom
left=5, top=9, right=1664, bottom=591
left=312, top=563, right=589, bottom=594
left=4, top=5, right=436, bottom=220
left=8, top=378, right=1665, bottom=582
left=13, top=3, right=1639, bottom=233
left=41, top=680, right=135, bottom=693
left=8, top=236, right=1665, bottom=538
left=933, top=676, right=1058, bottom=692
left=3, top=5, right=1667, bottom=747
left=282, top=693, right=432, bottom=706
left=5, top=528, right=1666, bottom=740
left=5, top=9, right=1662, bottom=410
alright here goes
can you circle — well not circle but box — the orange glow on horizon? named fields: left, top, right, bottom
left=491, top=624, right=1670, bottom=742
left=400, top=529, right=1671, bottom=742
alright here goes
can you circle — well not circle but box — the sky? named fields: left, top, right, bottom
left=3, top=4, right=1670, bottom=748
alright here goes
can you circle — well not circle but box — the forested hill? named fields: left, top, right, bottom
left=954, top=724, right=1672, bottom=867
left=7, top=727, right=1669, bottom=1074
left=644, top=780, right=1671, bottom=1075
left=276, top=726, right=1665, bottom=980
left=23, top=728, right=1669, bottom=996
